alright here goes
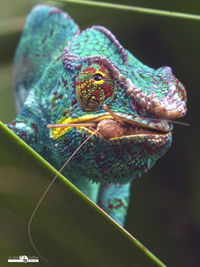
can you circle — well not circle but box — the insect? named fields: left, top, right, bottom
left=6, top=4, right=187, bottom=230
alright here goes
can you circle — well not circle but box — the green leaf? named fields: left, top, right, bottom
left=54, top=0, right=200, bottom=21
left=0, top=122, right=166, bottom=266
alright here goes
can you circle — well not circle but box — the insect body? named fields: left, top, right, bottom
left=6, top=5, right=187, bottom=227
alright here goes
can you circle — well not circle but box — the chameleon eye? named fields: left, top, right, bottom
left=92, top=73, right=103, bottom=81
left=75, top=63, right=115, bottom=111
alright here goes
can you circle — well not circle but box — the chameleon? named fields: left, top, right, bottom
left=6, top=4, right=187, bottom=227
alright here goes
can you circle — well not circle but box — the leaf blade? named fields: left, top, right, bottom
left=0, top=121, right=166, bottom=266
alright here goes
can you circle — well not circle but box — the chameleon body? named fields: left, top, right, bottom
left=6, top=5, right=187, bottom=227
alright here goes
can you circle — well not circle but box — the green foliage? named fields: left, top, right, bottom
left=58, top=0, right=200, bottom=20
left=0, top=122, right=165, bottom=266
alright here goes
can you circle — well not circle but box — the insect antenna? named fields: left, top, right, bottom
left=103, top=104, right=126, bottom=126
left=47, top=123, right=97, bottom=128
left=28, top=128, right=99, bottom=263
left=150, top=118, right=190, bottom=127
left=103, top=104, right=190, bottom=127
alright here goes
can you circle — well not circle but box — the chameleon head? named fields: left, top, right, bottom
left=49, top=26, right=187, bottom=184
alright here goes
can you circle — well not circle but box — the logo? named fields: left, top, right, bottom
left=8, top=255, right=39, bottom=263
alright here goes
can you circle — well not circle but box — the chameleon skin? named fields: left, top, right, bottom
left=6, top=5, right=187, bottom=227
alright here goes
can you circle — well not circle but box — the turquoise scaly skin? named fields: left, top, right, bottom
left=6, top=5, right=187, bottom=227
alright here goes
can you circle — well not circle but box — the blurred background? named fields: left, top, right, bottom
left=0, top=0, right=199, bottom=266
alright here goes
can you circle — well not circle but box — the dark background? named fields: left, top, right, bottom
left=0, top=1, right=199, bottom=266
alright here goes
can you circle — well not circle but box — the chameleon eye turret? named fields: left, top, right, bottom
left=75, top=63, right=115, bottom=111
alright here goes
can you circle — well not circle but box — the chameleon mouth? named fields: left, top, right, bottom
left=48, top=112, right=170, bottom=140
left=48, top=104, right=171, bottom=139
left=83, top=117, right=170, bottom=139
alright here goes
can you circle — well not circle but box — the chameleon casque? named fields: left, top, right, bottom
left=6, top=5, right=187, bottom=227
